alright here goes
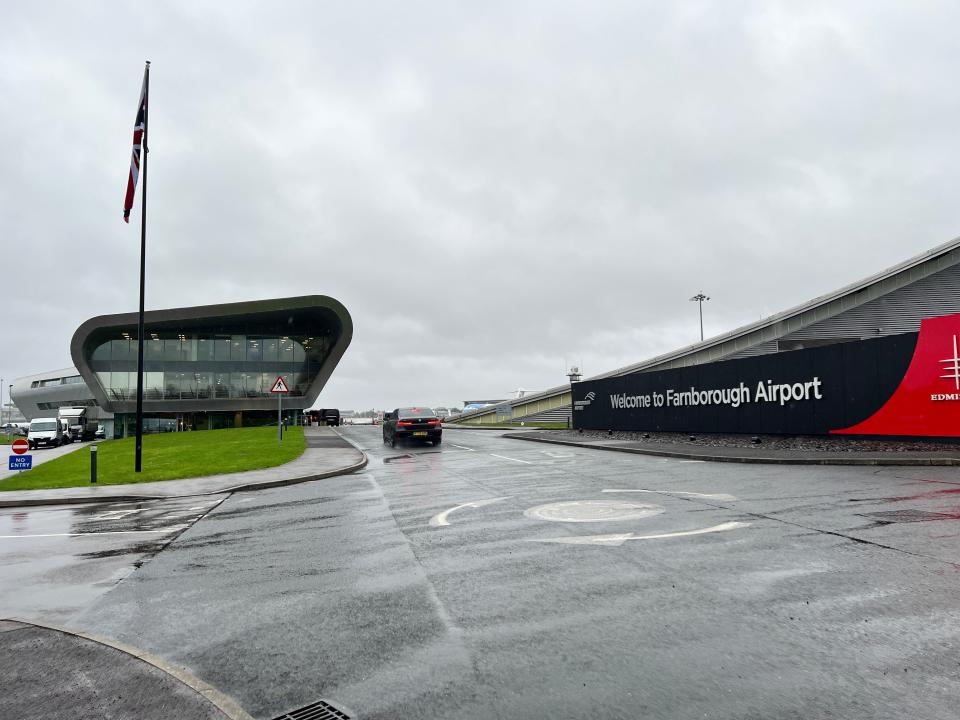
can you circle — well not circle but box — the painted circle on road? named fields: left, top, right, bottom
left=523, top=500, right=665, bottom=523
left=11, top=439, right=29, bottom=455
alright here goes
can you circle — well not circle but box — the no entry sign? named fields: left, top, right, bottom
left=11, top=438, right=28, bottom=455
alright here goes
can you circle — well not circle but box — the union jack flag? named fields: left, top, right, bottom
left=123, top=68, right=148, bottom=223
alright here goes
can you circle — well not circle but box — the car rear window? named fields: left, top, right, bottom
left=398, top=408, right=437, bottom=419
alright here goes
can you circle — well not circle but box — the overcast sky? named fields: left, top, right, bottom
left=3, top=1, right=960, bottom=411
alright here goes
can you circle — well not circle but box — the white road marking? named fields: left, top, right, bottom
left=490, top=454, right=532, bottom=464
left=602, top=489, right=738, bottom=502
left=679, top=460, right=705, bottom=463
left=451, top=444, right=475, bottom=451
left=540, top=451, right=575, bottom=458
left=0, top=527, right=190, bottom=539
left=429, top=497, right=512, bottom=527
left=93, top=508, right=145, bottom=521
left=529, top=521, right=750, bottom=547
left=524, top=500, right=665, bottom=523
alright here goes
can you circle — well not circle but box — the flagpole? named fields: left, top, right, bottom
left=135, top=60, right=150, bottom=473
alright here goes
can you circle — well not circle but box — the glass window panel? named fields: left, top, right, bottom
left=164, top=372, right=180, bottom=399
left=246, top=337, right=262, bottom=362
left=261, top=372, right=275, bottom=395
left=214, top=372, right=229, bottom=398
left=195, top=372, right=212, bottom=399
left=197, top=337, right=215, bottom=361
left=179, top=372, right=196, bottom=399
left=293, top=341, right=305, bottom=362
left=279, top=337, right=294, bottom=361
left=231, top=335, right=246, bottom=361
left=162, top=338, right=178, bottom=361
left=146, top=337, right=164, bottom=360
left=244, top=372, right=261, bottom=396
left=145, top=372, right=164, bottom=399
left=180, top=337, right=198, bottom=362
left=93, top=343, right=111, bottom=362
left=110, top=339, right=131, bottom=362
left=214, top=336, right=231, bottom=361
left=262, top=337, right=278, bottom=362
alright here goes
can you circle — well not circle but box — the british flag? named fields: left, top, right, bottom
left=123, top=68, right=148, bottom=223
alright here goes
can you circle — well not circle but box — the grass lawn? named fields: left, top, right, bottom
left=0, top=435, right=22, bottom=445
left=0, top=426, right=306, bottom=491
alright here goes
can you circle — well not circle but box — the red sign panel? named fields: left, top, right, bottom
left=11, top=438, right=29, bottom=455
left=832, top=312, right=960, bottom=437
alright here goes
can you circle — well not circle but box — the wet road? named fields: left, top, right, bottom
left=0, top=496, right=224, bottom=622
left=7, top=427, right=960, bottom=719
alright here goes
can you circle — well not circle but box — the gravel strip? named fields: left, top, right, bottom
left=546, top=429, right=960, bottom=454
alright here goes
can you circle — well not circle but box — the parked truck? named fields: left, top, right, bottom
left=58, top=407, right=98, bottom=442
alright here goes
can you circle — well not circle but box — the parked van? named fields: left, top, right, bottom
left=28, top=417, right=64, bottom=449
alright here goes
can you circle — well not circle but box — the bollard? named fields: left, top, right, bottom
left=90, top=445, right=98, bottom=484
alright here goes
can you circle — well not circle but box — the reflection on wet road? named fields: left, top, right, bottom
left=0, top=495, right=224, bottom=623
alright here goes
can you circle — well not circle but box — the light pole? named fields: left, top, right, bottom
left=690, top=293, right=710, bottom=341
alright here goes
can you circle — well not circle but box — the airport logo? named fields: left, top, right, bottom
left=574, top=391, right=596, bottom=411
left=933, top=334, right=960, bottom=400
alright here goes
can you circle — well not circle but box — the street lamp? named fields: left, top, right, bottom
left=690, top=293, right=710, bottom=341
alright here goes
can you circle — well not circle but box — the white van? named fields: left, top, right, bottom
left=28, top=417, right=64, bottom=449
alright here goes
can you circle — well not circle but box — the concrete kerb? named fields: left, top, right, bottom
left=0, top=446, right=368, bottom=508
left=3, top=617, right=255, bottom=720
left=502, top=432, right=960, bottom=466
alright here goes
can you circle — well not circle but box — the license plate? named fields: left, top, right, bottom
left=413, top=431, right=427, bottom=437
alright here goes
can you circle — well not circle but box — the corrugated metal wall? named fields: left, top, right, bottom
left=726, top=263, right=960, bottom=359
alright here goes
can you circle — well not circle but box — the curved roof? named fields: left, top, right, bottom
left=71, top=295, right=353, bottom=413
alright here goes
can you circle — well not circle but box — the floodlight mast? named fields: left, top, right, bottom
left=690, top=292, right=710, bottom=341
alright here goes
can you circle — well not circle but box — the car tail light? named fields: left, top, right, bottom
left=428, top=419, right=441, bottom=425
left=397, top=420, right=413, bottom=427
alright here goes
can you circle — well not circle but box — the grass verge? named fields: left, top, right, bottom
left=0, top=426, right=306, bottom=491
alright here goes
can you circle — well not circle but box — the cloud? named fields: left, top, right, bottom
left=3, top=1, right=960, bottom=409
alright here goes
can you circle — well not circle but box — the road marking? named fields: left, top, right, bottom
left=93, top=508, right=146, bottom=521
left=451, top=444, right=475, bottom=451
left=490, top=454, right=532, bottom=464
left=540, top=451, right=575, bottom=458
left=0, top=527, right=189, bottom=539
left=529, top=521, right=750, bottom=547
left=679, top=460, right=705, bottom=463
left=524, top=500, right=665, bottom=523
left=429, top=497, right=512, bottom=527
left=602, top=489, right=738, bottom=502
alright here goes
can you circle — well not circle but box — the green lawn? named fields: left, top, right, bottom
left=0, top=426, right=306, bottom=491
left=0, top=435, right=21, bottom=445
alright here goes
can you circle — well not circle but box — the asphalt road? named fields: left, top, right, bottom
left=14, top=426, right=945, bottom=720
left=0, top=495, right=225, bottom=623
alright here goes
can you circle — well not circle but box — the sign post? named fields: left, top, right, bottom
left=270, top=375, right=290, bottom=445
left=9, top=438, right=31, bottom=472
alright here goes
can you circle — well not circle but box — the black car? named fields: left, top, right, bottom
left=382, top=407, right=442, bottom=447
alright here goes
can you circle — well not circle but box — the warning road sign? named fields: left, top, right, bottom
left=270, top=376, right=290, bottom=394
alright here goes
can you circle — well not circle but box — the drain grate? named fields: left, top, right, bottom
left=270, top=699, right=352, bottom=720
left=383, top=454, right=415, bottom=463
left=305, top=436, right=352, bottom=448
left=861, top=509, right=957, bottom=523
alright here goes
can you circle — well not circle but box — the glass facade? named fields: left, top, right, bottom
left=89, top=331, right=331, bottom=402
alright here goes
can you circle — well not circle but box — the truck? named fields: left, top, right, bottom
left=58, top=407, right=98, bottom=442
left=28, top=417, right=65, bottom=449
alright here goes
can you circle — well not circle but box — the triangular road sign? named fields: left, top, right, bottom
left=270, top=375, right=290, bottom=393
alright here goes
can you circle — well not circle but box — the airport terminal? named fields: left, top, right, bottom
left=457, top=236, right=960, bottom=438
left=10, top=295, right=352, bottom=439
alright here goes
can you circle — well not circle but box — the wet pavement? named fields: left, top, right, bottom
left=0, top=495, right=224, bottom=623
left=32, top=426, right=958, bottom=720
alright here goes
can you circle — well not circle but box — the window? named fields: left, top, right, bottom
left=61, top=375, right=85, bottom=385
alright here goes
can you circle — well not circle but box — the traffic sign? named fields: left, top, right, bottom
left=11, top=438, right=28, bottom=455
left=9, top=455, right=32, bottom=471
left=270, top=376, right=290, bottom=394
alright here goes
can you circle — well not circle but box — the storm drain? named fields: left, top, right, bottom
left=861, top=509, right=958, bottom=523
left=383, top=454, right=415, bottom=463
left=270, top=698, right=352, bottom=720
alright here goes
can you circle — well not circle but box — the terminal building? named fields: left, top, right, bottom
left=456, top=236, right=960, bottom=438
left=11, top=296, right=352, bottom=438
